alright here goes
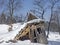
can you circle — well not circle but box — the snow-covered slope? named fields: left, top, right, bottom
left=0, top=19, right=60, bottom=45
left=0, top=24, right=60, bottom=45
left=0, top=19, right=44, bottom=42
left=0, top=23, right=27, bottom=42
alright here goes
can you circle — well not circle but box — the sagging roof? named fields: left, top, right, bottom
left=27, top=19, right=44, bottom=24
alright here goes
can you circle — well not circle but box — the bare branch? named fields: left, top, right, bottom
left=33, top=0, right=47, bottom=19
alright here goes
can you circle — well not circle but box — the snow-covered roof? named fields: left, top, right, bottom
left=27, top=19, right=44, bottom=24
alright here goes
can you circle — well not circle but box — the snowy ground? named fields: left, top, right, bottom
left=0, top=22, right=60, bottom=45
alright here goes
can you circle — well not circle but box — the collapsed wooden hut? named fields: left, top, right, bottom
left=14, top=13, right=48, bottom=44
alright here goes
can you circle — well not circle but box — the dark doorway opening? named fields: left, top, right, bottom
left=37, top=28, right=42, bottom=34
left=34, top=30, right=36, bottom=37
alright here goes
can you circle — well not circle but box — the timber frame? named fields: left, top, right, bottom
left=14, top=20, right=48, bottom=44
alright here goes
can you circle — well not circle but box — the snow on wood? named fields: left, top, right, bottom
left=27, top=19, right=44, bottom=24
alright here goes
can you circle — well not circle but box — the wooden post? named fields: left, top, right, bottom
left=30, top=24, right=48, bottom=44
left=36, top=27, right=48, bottom=44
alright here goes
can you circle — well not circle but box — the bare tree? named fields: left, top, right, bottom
left=47, top=0, right=60, bottom=37
left=6, top=0, right=22, bottom=31
left=33, top=0, right=47, bottom=19
left=55, top=6, right=60, bottom=33
left=0, top=12, right=6, bottom=24
left=7, top=0, right=22, bottom=23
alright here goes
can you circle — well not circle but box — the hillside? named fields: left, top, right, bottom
left=0, top=23, right=60, bottom=45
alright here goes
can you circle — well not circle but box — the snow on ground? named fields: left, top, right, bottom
left=0, top=24, right=9, bottom=35
left=0, top=23, right=27, bottom=42
left=0, top=40, right=47, bottom=45
left=0, top=24, right=60, bottom=45
left=48, top=32, right=60, bottom=42
left=0, top=19, right=60, bottom=45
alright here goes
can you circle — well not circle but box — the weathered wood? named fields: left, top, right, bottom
left=14, top=20, right=48, bottom=44
left=37, top=30, right=48, bottom=44
left=30, top=26, right=48, bottom=44
left=27, top=13, right=37, bottom=21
